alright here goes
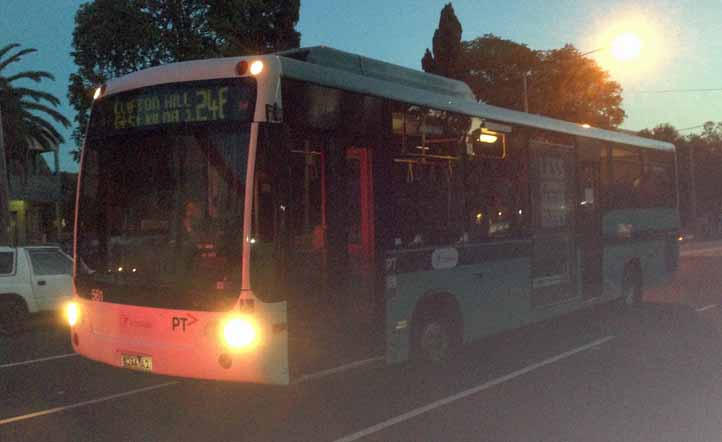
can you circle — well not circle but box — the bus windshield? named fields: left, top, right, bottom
left=75, top=79, right=256, bottom=311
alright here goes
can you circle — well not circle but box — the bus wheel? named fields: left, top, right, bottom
left=0, top=298, right=28, bottom=337
left=413, top=313, right=460, bottom=364
left=621, top=265, right=642, bottom=306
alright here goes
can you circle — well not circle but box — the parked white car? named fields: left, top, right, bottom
left=0, top=246, right=73, bottom=335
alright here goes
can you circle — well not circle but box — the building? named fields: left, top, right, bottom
left=7, top=141, right=73, bottom=246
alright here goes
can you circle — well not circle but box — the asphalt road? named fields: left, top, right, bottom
left=2, top=242, right=722, bottom=442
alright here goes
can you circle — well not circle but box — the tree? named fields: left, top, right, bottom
left=421, top=3, right=464, bottom=80
left=462, top=34, right=536, bottom=110
left=461, top=41, right=625, bottom=128
left=68, top=0, right=301, bottom=152
left=0, top=43, right=70, bottom=244
left=207, top=0, right=301, bottom=56
left=421, top=4, right=628, bottom=128
left=1, top=44, right=70, bottom=157
left=529, top=45, right=625, bottom=128
left=68, top=0, right=167, bottom=150
left=638, top=123, right=682, bottom=144
left=687, top=121, right=722, bottom=151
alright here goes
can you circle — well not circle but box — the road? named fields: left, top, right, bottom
left=2, top=241, right=722, bottom=442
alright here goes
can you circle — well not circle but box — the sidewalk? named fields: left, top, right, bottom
left=680, top=238, right=722, bottom=257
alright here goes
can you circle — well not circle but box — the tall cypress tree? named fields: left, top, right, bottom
left=421, top=3, right=463, bottom=79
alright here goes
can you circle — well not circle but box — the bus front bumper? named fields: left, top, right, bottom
left=68, top=298, right=289, bottom=385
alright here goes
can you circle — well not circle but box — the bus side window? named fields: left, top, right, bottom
left=609, top=146, right=642, bottom=209
left=642, top=150, right=675, bottom=208
left=288, top=143, right=324, bottom=252
left=387, top=104, right=467, bottom=248
left=464, top=131, right=528, bottom=241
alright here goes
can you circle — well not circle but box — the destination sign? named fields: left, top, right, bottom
left=92, top=79, right=256, bottom=133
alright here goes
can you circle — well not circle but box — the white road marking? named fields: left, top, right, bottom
left=0, top=353, right=79, bottom=369
left=696, top=304, right=719, bottom=312
left=296, top=356, right=384, bottom=384
left=0, top=381, right=179, bottom=426
left=332, top=335, right=616, bottom=442
left=681, top=246, right=722, bottom=257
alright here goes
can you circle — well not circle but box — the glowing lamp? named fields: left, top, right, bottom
left=611, top=33, right=642, bottom=61
left=250, top=61, right=264, bottom=76
left=222, top=317, right=259, bottom=350
left=478, top=133, right=498, bottom=144
left=65, top=302, right=80, bottom=327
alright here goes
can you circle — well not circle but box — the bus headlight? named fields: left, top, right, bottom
left=65, top=302, right=81, bottom=327
left=221, top=317, right=259, bottom=350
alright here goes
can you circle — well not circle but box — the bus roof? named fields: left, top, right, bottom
left=277, top=46, right=674, bottom=152
left=99, top=46, right=673, bottom=152
left=276, top=46, right=476, bottom=102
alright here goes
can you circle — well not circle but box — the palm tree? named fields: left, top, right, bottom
left=0, top=43, right=70, bottom=163
left=0, top=43, right=70, bottom=245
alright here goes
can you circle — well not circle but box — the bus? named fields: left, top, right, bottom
left=67, top=46, right=679, bottom=384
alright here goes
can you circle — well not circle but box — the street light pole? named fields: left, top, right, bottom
left=581, top=47, right=606, bottom=57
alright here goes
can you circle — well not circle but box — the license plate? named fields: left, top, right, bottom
left=120, top=354, right=153, bottom=372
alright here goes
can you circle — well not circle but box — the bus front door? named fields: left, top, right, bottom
left=287, top=142, right=377, bottom=378
left=529, top=141, right=577, bottom=307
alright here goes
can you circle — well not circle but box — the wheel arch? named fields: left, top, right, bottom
left=0, top=292, right=31, bottom=313
left=624, top=257, right=643, bottom=284
left=410, top=291, right=464, bottom=346
left=621, top=258, right=643, bottom=304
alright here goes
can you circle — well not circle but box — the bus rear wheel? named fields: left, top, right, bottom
left=412, top=313, right=460, bottom=364
left=621, top=265, right=642, bottom=307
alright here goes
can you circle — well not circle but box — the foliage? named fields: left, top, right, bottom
left=529, top=45, right=625, bottom=128
left=462, top=34, right=536, bottom=111
left=68, top=0, right=301, bottom=156
left=421, top=3, right=464, bottom=80
left=685, top=121, right=722, bottom=150
left=638, top=123, right=682, bottom=144
left=0, top=43, right=70, bottom=161
left=461, top=40, right=625, bottom=128
left=207, top=0, right=301, bottom=56
left=68, top=0, right=166, bottom=154
left=421, top=3, right=627, bottom=128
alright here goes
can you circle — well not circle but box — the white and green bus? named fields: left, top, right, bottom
left=70, top=46, right=679, bottom=384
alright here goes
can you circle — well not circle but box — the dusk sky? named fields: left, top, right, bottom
left=2, top=0, right=721, bottom=172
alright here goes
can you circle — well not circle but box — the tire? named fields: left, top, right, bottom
left=621, top=265, right=643, bottom=307
left=0, top=298, right=29, bottom=337
left=412, top=312, right=461, bottom=364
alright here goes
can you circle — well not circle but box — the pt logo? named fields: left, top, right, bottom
left=172, top=314, right=198, bottom=332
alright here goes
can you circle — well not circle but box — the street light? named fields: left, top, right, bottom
left=581, top=32, right=643, bottom=60
left=610, top=32, right=642, bottom=61
left=522, top=33, right=643, bottom=113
